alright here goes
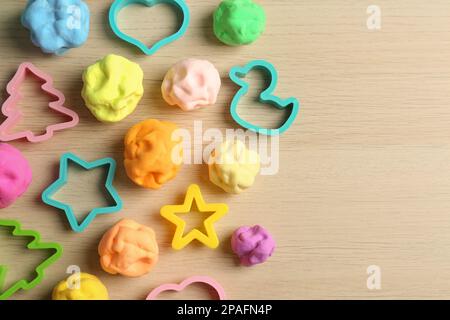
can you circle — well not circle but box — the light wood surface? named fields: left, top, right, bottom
left=1, top=0, right=450, bottom=300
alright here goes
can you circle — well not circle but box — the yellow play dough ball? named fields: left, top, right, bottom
left=82, top=54, right=144, bottom=122
left=52, top=273, right=109, bottom=300
left=208, top=140, right=260, bottom=194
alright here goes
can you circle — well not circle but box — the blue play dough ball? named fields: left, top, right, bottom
left=21, top=0, right=90, bottom=55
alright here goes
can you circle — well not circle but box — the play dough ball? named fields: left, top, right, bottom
left=231, top=225, right=275, bottom=266
left=52, top=273, right=109, bottom=300
left=208, top=140, right=260, bottom=194
left=161, top=58, right=221, bottom=111
left=22, top=0, right=90, bottom=55
left=124, top=119, right=182, bottom=189
left=98, top=219, right=159, bottom=277
left=82, top=54, right=144, bottom=122
left=213, top=0, right=266, bottom=46
left=0, top=143, right=32, bottom=209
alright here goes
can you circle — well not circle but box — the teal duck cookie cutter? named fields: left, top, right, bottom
left=0, top=219, right=62, bottom=300
left=229, top=60, right=300, bottom=136
left=109, top=0, right=190, bottom=55
left=41, top=153, right=123, bottom=233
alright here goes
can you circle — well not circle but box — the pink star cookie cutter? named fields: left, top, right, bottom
left=0, top=62, right=79, bottom=143
left=145, top=275, right=226, bottom=300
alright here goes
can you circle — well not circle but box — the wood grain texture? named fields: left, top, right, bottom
left=1, top=0, right=450, bottom=299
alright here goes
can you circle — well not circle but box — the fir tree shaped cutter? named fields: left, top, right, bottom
left=0, top=62, right=79, bottom=143
left=0, top=219, right=62, bottom=300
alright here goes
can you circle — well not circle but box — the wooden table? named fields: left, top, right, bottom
left=2, top=0, right=450, bottom=300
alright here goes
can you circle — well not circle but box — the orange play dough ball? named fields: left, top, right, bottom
left=98, top=219, right=159, bottom=277
left=124, top=119, right=182, bottom=189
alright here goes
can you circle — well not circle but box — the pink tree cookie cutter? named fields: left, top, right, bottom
left=145, top=276, right=226, bottom=300
left=0, top=62, right=79, bottom=143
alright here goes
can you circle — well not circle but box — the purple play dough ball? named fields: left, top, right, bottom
left=231, top=225, right=275, bottom=266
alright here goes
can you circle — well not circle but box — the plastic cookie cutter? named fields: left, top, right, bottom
left=146, top=275, right=226, bottom=300
left=160, top=184, right=228, bottom=250
left=229, top=59, right=300, bottom=136
left=0, top=62, right=79, bottom=143
left=0, top=219, right=63, bottom=300
left=109, top=0, right=190, bottom=55
left=41, top=153, right=123, bottom=233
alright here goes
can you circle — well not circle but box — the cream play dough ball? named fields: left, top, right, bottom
left=208, top=140, right=260, bottom=194
left=161, top=58, right=221, bottom=111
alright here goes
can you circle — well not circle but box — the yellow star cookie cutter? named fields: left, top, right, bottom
left=160, top=184, right=228, bottom=250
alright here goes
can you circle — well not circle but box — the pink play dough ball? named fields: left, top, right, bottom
left=0, top=143, right=32, bottom=209
left=231, top=225, right=275, bottom=266
left=161, top=58, right=221, bottom=111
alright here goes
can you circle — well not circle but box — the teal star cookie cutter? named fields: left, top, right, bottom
left=229, top=60, right=300, bottom=136
left=41, top=153, right=123, bottom=233
left=109, top=0, right=190, bottom=55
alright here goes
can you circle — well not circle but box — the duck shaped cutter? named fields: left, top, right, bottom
left=229, top=60, right=300, bottom=136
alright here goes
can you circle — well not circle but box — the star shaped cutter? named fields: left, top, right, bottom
left=160, top=184, right=228, bottom=250
left=41, top=153, right=123, bottom=233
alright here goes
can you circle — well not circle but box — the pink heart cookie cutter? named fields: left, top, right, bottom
left=0, top=62, right=79, bottom=143
left=145, top=276, right=226, bottom=300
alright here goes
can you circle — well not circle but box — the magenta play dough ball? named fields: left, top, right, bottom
left=0, top=143, right=32, bottom=208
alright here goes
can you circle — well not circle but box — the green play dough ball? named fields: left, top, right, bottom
left=213, top=0, right=266, bottom=46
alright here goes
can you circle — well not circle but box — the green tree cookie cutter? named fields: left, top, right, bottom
left=109, top=0, right=190, bottom=55
left=229, top=60, right=300, bottom=136
left=0, top=219, right=63, bottom=300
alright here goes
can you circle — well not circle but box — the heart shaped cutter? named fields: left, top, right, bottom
left=109, top=0, right=190, bottom=55
left=146, top=275, right=226, bottom=300
left=229, top=60, right=300, bottom=136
